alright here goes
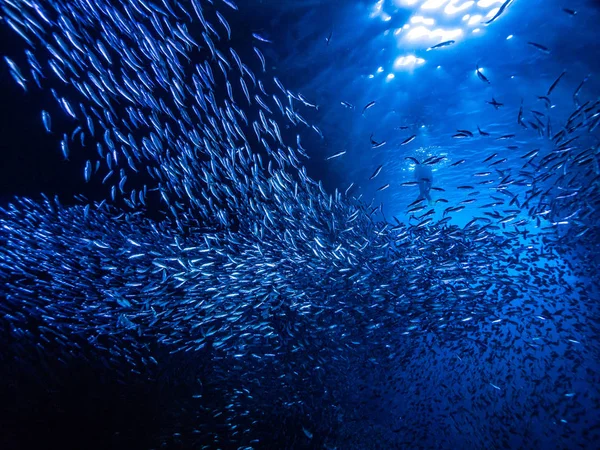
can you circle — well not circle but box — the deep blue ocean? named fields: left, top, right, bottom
left=0, top=1, right=599, bottom=449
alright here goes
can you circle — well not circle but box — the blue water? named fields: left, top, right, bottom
left=0, top=0, right=599, bottom=449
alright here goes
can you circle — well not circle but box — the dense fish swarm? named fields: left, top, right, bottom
left=0, top=0, right=599, bottom=449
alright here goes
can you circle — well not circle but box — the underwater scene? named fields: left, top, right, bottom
left=0, top=0, right=599, bottom=449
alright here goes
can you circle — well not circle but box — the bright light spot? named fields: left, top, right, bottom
left=476, top=67, right=485, bottom=73
left=377, top=66, right=384, bottom=73
left=468, top=14, right=482, bottom=25
left=486, top=7, right=500, bottom=18
left=394, top=28, right=403, bottom=35
left=437, top=65, right=441, bottom=69
left=368, top=74, right=375, bottom=79
left=421, top=0, right=449, bottom=9
left=394, top=54, right=426, bottom=69
left=383, top=13, right=392, bottom=21
left=406, top=25, right=463, bottom=42
left=395, top=0, right=420, bottom=5
left=472, top=27, right=481, bottom=33
left=403, top=24, right=411, bottom=29
left=477, top=0, right=503, bottom=7
left=386, top=73, right=395, bottom=81
left=445, top=1, right=474, bottom=15
left=411, top=15, right=436, bottom=26
left=506, top=34, right=513, bottom=39
left=371, top=0, right=383, bottom=17
left=510, top=75, right=515, bottom=79
left=462, top=14, right=470, bottom=21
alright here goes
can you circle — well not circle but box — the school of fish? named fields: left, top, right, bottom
left=0, top=0, right=599, bottom=448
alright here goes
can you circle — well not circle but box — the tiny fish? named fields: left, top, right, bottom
left=326, top=151, right=346, bottom=160
left=362, top=101, right=376, bottom=116
left=427, top=40, right=455, bottom=51
left=483, top=153, right=497, bottom=163
left=221, top=0, right=239, bottom=10
left=60, top=133, right=70, bottom=160
left=476, top=65, right=490, bottom=84
left=42, top=110, right=52, bottom=133
left=400, top=135, right=416, bottom=145
left=253, top=47, right=266, bottom=72
left=252, top=33, right=272, bottom=43
left=547, top=70, right=566, bottom=96
left=478, top=126, right=490, bottom=136
left=370, top=165, right=383, bottom=180
left=528, top=42, right=550, bottom=54
left=484, top=0, right=515, bottom=25
left=486, top=98, right=503, bottom=109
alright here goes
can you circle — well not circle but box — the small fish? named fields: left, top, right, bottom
left=573, top=74, right=589, bottom=99
left=370, top=133, right=386, bottom=148
left=521, top=149, right=539, bottom=159
left=341, top=101, right=355, bottom=109
left=60, top=134, right=70, bottom=160
left=215, top=11, right=232, bottom=40
left=326, top=31, right=332, bottom=46
left=528, top=42, right=550, bottom=54
left=486, top=98, right=503, bottom=109
left=400, top=135, right=416, bottom=146
left=483, top=153, right=497, bottom=163
left=369, top=165, right=383, bottom=180
left=450, top=159, right=466, bottom=166
left=484, top=0, right=515, bottom=25
left=477, top=126, right=490, bottom=136
left=423, top=156, right=445, bottom=165
left=426, top=40, right=455, bottom=51
left=252, top=33, right=272, bottom=43
left=84, top=160, right=92, bottom=182
left=476, top=65, right=490, bottom=84
left=377, top=183, right=390, bottom=191
left=362, top=101, right=376, bottom=116
left=547, top=70, right=566, bottom=96
left=221, top=0, right=239, bottom=10
left=562, top=8, right=577, bottom=16
left=42, top=110, right=52, bottom=133
left=326, top=151, right=346, bottom=160
left=253, top=47, right=266, bottom=72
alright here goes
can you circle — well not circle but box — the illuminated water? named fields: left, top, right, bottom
left=0, top=1, right=599, bottom=449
